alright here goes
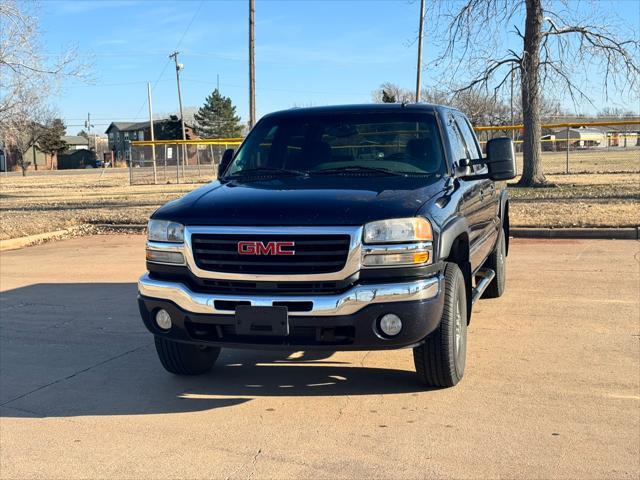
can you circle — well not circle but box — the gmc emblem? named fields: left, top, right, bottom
left=237, top=241, right=295, bottom=256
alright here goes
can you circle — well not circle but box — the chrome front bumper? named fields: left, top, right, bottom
left=138, top=273, right=440, bottom=317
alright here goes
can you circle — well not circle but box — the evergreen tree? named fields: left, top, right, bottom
left=381, top=90, right=397, bottom=103
left=194, top=89, right=243, bottom=138
left=38, top=118, right=68, bottom=155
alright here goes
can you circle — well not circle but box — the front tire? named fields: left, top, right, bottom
left=482, top=226, right=506, bottom=298
left=413, top=262, right=467, bottom=387
left=154, top=337, right=220, bottom=375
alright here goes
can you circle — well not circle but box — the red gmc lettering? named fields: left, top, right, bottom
left=237, top=241, right=295, bottom=255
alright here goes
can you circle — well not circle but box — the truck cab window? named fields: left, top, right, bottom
left=454, top=114, right=486, bottom=173
left=447, top=115, right=468, bottom=165
left=227, top=113, right=446, bottom=176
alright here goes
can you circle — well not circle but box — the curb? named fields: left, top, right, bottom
left=0, top=229, right=77, bottom=252
left=511, top=227, right=639, bottom=240
left=92, top=223, right=146, bottom=232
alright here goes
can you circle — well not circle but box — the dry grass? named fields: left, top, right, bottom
left=0, top=171, right=194, bottom=240
left=0, top=169, right=638, bottom=240
left=515, top=147, right=640, bottom=174
left=509, top=172, right=640, bottom=227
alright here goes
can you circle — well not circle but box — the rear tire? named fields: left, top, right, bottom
left=154, top=337, right=220, bottom=375
left=413, top=262, right=467, bottom=387
left=482, top=226, right=506, bottom=298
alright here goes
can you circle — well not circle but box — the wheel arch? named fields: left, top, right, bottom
left=498, top=190, right=510, bottom=256
left=439, top=217, right=472, bottom=324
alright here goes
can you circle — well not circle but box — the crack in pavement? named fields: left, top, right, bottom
left=224, top=448, right=262, bottom=480
left=359, top=350, right=371, bottom=367
left=0, top=342, right=151, bottom=407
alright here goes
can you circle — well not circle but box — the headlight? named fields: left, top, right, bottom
left=147, top=219, right=184, bottom=243
left=363, top=217, right=432, bottom=244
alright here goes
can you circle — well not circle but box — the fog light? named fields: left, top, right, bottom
left=146, top=249, right=185, bottom=265
left=379, top=314, right=402, bottom=337
left=155, top=309, right=172, bottom=330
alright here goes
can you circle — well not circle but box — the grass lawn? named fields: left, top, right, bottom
left=514, top=146, right=640, bottom=175
left=0, top=169, right=638, bottom=240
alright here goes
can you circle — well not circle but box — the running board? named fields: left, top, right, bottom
left=471, top=268, right=495, bottom=304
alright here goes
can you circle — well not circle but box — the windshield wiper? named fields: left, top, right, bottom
left=312, top=166, right=406, bottom=176
left=224, top=167, right=309, bottom=179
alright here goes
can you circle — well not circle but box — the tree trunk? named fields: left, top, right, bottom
left=18, top=152, right=28, bottom=177
left=517, top=0, right=546, bottom=186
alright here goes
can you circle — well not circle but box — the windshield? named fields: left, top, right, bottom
left=226, top=112, right=446, bottom=177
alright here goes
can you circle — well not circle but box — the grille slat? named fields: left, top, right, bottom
left=199, top=259, right=345, bottom=267
left=191, top=233, right=351, bottom=275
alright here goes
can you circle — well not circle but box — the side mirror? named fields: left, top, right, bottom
left=485, top=137, right=516, bottom=180
left=218, top=149, right=234, bottom=178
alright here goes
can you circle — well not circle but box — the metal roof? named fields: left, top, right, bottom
left=61, top=135, right=89, bottom=145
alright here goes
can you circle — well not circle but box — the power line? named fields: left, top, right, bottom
left=64, top=79, right=174, bottom=88
left=180, top=77, right=368, bottom=96
left=175, top=0, right=204, bottom=50
left=130, top=59, right=171, bottom=121
left=129, top=0, right=205, bottom=122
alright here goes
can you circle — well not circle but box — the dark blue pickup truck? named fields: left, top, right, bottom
left=138, top=103, right=516, bottom=387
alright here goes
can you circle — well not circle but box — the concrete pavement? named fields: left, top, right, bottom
left=0, top=235, right=638, bottom=479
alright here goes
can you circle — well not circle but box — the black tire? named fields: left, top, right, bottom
left=154, top=337, right=220, bottom=375
left=413, top=262, right=467, bottom=387
left=482, top=226, right=506, bottom=299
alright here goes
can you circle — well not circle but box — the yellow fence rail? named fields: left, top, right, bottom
left=474, top=120, right=640, bottom=132
left=131, top=138, right=243, bottom=146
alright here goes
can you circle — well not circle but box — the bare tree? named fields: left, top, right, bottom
left=429, top=0, right=639, bottom=186
left=372, top=82, right=511, bottom=125
left=453, top=89, right=511, bottom=125
left=0, top=0, right=88, bottom=172
left=2, top=84, right=57, bottom=176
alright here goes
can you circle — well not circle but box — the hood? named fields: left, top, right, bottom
left=153, top=175, right=445, bottom=226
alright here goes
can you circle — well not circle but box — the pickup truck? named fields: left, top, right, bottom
left=138, top=103, right=516, bottom=387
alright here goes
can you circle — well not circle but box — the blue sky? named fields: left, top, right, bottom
left=39, top=0, right=640, bottom=134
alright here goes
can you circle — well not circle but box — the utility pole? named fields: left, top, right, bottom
left=415, top=0, right=425, bottom=103
left=85, top=113, right=97, bottom=156
left=147, top=82, right=157, bottom=184
left=249, top=0, right=256, bottom=128
left=169, top=51, right=187, bottom=142
left=217, top=73, right=220, bottom=92
left=169, top=51, right=186, bottom=183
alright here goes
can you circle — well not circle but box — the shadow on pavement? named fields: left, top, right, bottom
left=0, top=283, right=430, bottom=418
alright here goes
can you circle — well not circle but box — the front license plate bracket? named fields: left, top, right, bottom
left=235, top=305, right=289, bottom=336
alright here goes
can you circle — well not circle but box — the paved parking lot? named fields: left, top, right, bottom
left=1, top=235, right=638, bottom=479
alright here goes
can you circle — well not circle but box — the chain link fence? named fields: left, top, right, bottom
left=129, top=121, right=639, bottom=185
left=128, top=140, right=242, bottom=185
left=476, top=120, right=640, bottom=175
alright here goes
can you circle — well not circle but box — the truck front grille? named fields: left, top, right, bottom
left=191, top=234, right=351, bottom=275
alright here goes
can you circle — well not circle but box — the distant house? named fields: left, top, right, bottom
left=61, top=135, right=90, bottom=150
left=105, top=116, right=197, bottom=164
left=2, top=144, right=54, bottom=171
left=591, top=125, right=640, bottom=147
left=553, top=127, right=607, bottom=149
